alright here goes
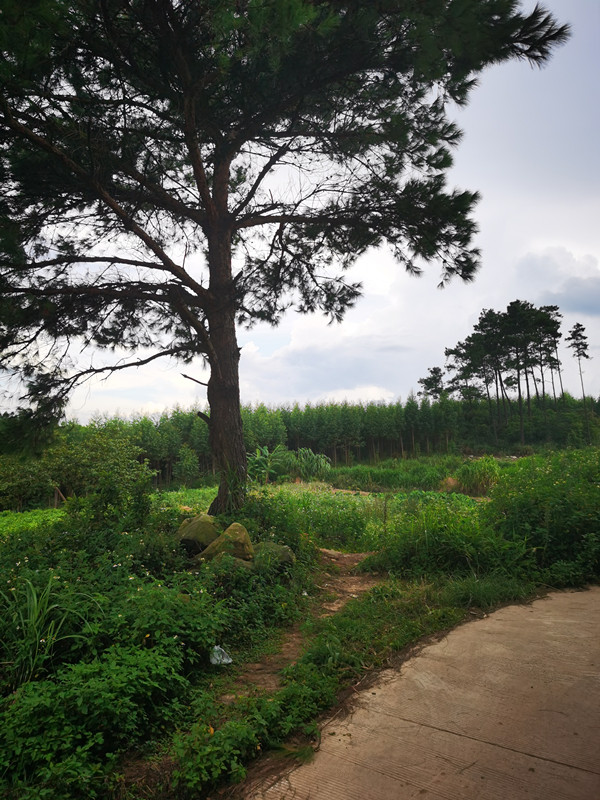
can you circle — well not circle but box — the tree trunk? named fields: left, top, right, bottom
left=206, top=309, right=247, bottom=514
left=205, top=227, right=248, bottom=515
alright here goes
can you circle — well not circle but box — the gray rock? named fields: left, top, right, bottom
left=177, top=514, right=220, bottom=555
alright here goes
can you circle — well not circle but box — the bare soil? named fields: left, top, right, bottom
left=116, top=548, right=383, bottom=798
left=223, top=548, right=383, bottom=698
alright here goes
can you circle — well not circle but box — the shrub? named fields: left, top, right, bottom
left=455, top=455, right=500, bottom=495
left=360, top=493, right=524, bottom=578
left=483, top=449, right=600, bottom=582
left=0, top=645, right=188, bottom=800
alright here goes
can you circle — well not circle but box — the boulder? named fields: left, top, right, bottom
left=177, top=514, right=220, bottom=555
left=197, top=522, right=254, bottom=562
left=253, top=542, right=296, bottom=571
left=211, top=552, right=255, bottom=571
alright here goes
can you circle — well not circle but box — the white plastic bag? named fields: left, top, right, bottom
left=210, top=645, right=233, bottom=665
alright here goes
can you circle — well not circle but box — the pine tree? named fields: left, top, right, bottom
left=566, top=322, right=591, bottom=444
left=0, top=0, right=569, bottom=510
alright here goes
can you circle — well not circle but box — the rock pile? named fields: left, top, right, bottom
left=177, top=514, right=295, bottom=573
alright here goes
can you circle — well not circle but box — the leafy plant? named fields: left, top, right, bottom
left=0, top=577, right=90, bottom=691
left=247, top=445, right=294, bottom=485
left=455, top=456, right=500, bottom=495
left=483, top=449, right=600, bottom=579
left=0, top=645, right=188, bottom=799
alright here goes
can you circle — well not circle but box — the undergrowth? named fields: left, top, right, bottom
left=0, top=448, right=597, bottom=799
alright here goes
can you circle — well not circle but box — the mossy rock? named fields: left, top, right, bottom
left=196, top=522, right=254, bottom=562
left=211, top=552, right=255, bottom=571
left=178, top=514, right=221, bottom=555
left=253, top=542, right=296, bottom=571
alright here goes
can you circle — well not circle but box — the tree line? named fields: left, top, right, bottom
left=1, top=387, right=597, bottom=510
left=419, top=301, right=594, bottom=445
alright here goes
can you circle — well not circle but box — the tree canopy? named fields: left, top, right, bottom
left=0, top=0, right=569, bottom=510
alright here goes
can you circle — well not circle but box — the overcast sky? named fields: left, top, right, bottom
left=68, top=0, right=599, bottom=421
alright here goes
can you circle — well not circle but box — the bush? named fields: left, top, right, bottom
left=0, top=645, right=188, bottom=800
left=360, top=493, right=525, bottom=578
left=455, top=455, right=500, bottom=495
left=483, top=449, right=600, bottom=582
left=242, top=485, right=382, bottom=550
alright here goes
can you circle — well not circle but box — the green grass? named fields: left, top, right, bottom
left=0, top=508, right=64, bottom=540
left=328, top=455, right=463, bottom=492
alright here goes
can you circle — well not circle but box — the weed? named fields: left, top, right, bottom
left=0, top=577, right=91, bottom=691
left=455, top=455, right=500, bottom=495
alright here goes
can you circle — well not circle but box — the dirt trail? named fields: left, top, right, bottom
left=224, top=549, right=382, bottom=697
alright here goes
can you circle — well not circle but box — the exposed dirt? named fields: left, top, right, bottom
left=116, top=548, right=383, bottom=799
left=222, top=548, right=383, bottom=698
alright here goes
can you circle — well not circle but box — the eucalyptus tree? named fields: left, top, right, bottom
left=0, top=0, right=569, bottom=511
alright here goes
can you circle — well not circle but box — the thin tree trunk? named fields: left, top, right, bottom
left=555, top=342, right=565, bottom=401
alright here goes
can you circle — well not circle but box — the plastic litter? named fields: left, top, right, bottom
left=210, top=645, right=233, bottom=665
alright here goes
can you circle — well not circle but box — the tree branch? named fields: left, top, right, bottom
left=0, top=96, right=211, bottom=303
left=181, top=372, right=208, bottom=387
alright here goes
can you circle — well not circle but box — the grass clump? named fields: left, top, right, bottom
left=359, top=492, right=524, bottom=579
left=454, top=455, right=500, bottom=495
left=483, top=449, right=600, bottom=585
left=329, top=455, right=462, bottom=492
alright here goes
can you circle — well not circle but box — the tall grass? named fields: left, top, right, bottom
left=0, top=577, right=89, bottom=690
left=328, top=455, right=462, bottom=492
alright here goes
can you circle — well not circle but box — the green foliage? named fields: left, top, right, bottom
left=247, top=446, right=331, bottom=485
left=0, top=444, right=597, bottom=799
left=242, top=484, right=382, bottom=550
left=329, top=456, right=461, bottom=492
left=0, top=508, right=63, bottom=540
left=483, top=449, right=600, bottom=583
left=172, top=444, right=201, bottom=488
left=455, top=455, right=500, bottom=495
left=437, top=574, right=536, bottom=611
left=0, top=455, right=53, bottom=511
left=0, top=645, right=188, bottom=800
left=0, top=576, right=89, bottom=691
left=294, top=448, right=332, bottom=482
left=247, top=445, right=294, bottom=485
left=360, top=493, right=522, bottom=578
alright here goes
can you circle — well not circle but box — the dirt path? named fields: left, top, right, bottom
left=237, top=586, right=600, bottom=800
left=224, top=549, right=381, bottom=697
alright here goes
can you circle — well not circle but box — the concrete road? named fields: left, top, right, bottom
left=246, top=587, right=600, bottom=800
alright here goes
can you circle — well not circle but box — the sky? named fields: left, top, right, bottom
left=66, top=0, right=599, bottom=421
